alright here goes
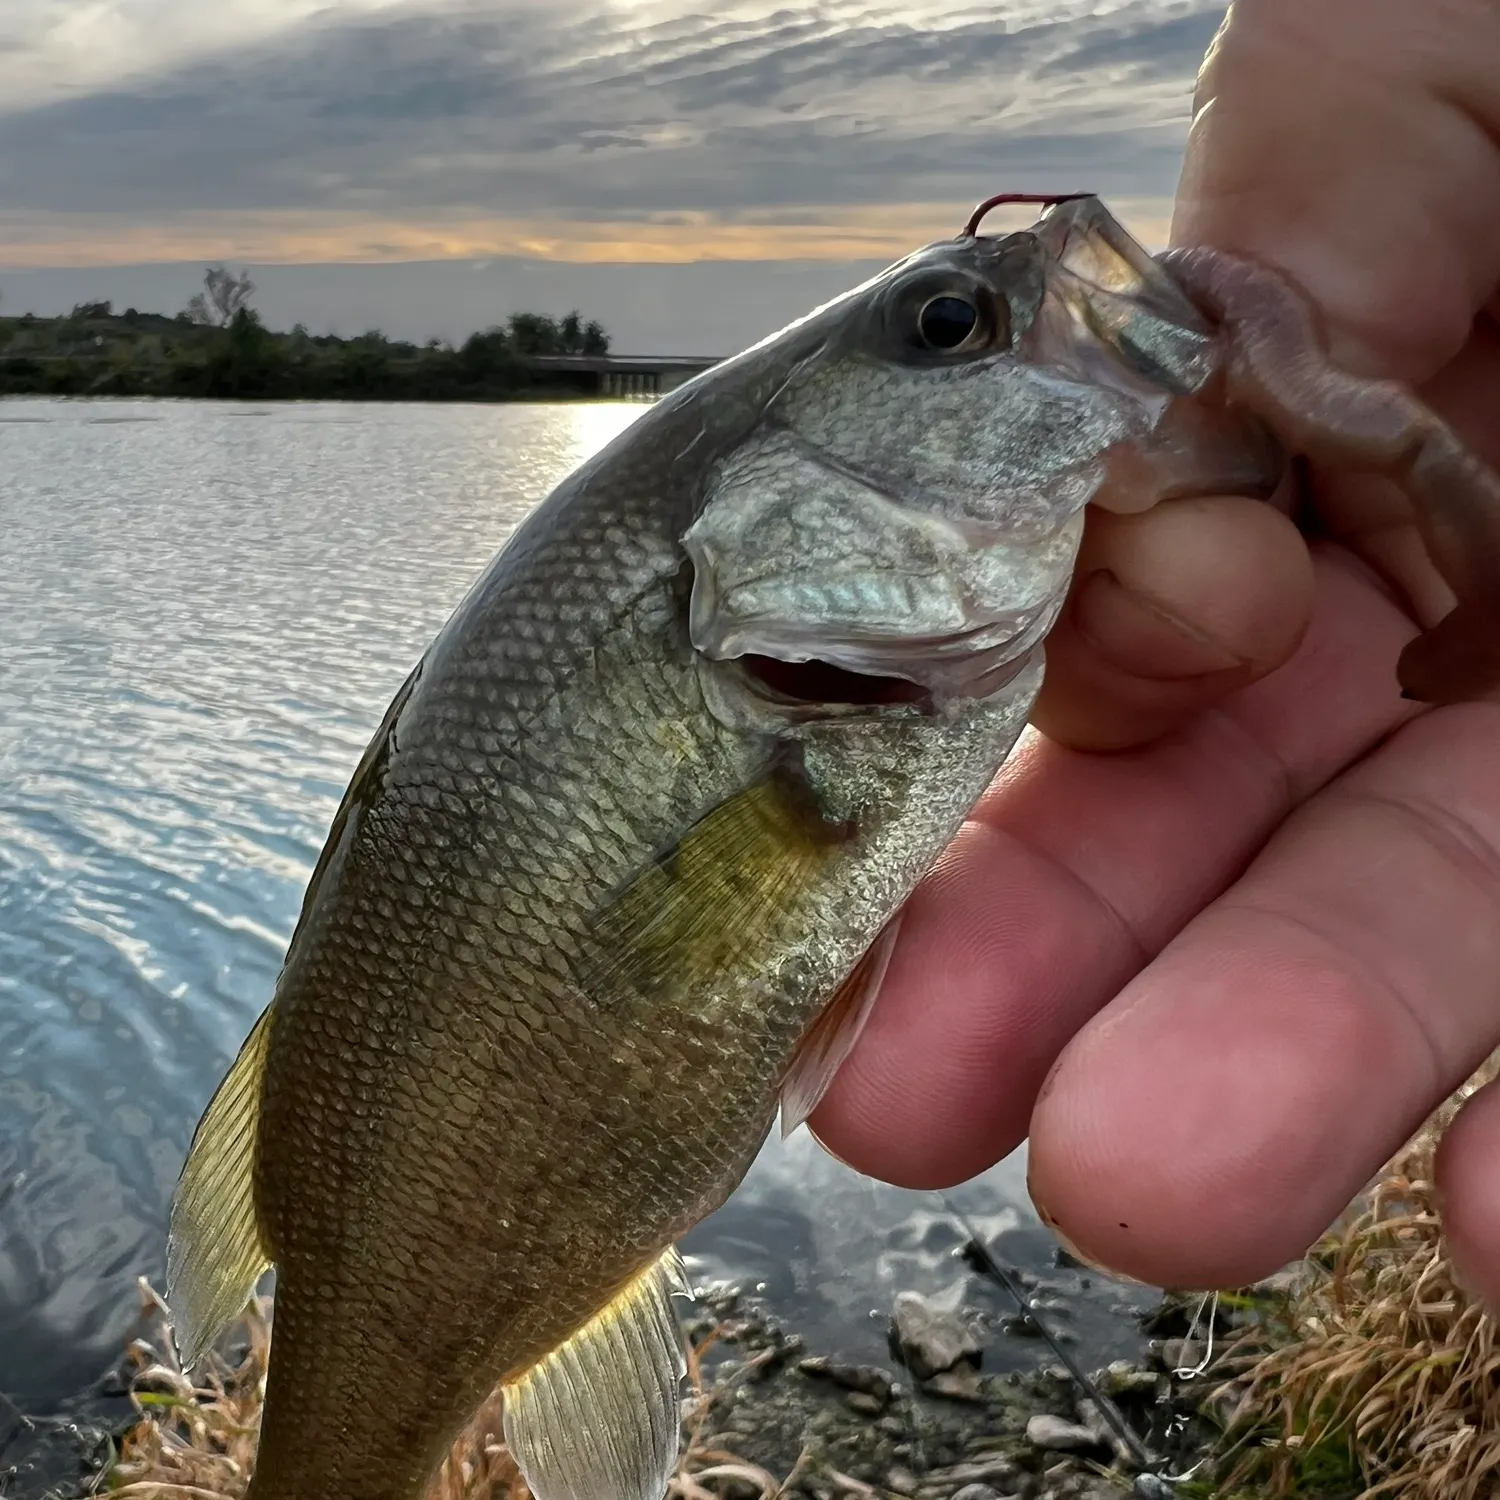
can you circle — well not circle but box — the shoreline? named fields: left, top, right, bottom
left=0, top=307, right=696, bottom=403
left=17, top=1272, right=1235, bottom=1500
left=33, top=1067, right=1498, bottom=1500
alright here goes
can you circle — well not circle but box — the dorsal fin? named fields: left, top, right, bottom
left=502, top=1249, right=692, bottom=1500
left=165, top=1001, right=276, bottom=1369
left=284, top=659, right=422, bottom=956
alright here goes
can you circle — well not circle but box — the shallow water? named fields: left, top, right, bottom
left=0, top=397, right=1152, bottom=1482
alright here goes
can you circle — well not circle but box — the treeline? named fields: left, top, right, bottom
left=0, top=267, right=615, bottom=402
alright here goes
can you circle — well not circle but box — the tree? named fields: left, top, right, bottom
left=184, top=266, right=256, bottom=328
left=459, top=327, right=517, bottom=379
left=506, top=312, right=562, bottom=356
left=71, top=300, right=113, bottom=319
left=582, top=319, right=610, bottom=356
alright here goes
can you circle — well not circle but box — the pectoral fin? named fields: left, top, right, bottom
left=502, top=1249, right=692, bottom=1500
left=779, top=914, right=902, bottom=1139
left=584, top=744, right=856, bottom=1006
left=165, top=1003, right=275, bottom=1370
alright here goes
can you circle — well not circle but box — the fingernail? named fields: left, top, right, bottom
left=1073, top=568, right=1247, bottom=681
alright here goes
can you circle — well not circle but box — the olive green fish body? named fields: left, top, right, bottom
left=246, top=400, right=1038, bottom=1498
left=171, top=197, right=1272, bottom=1500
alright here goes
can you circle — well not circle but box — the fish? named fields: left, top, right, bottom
left=165, top=193, right=1500, bottom=1500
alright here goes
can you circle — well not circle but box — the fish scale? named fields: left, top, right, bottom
left=246, top=443, right=765, bottom=1498
left=166, top=195, right=1500, bottom=1500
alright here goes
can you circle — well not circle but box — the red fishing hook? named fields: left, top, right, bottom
left=961, top=192, right=1094, bottom=237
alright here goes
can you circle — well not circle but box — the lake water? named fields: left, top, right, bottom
left=0, top=398, right=1153, bottom=1489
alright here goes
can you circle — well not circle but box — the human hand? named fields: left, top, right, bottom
left=809, top=0, right=1500, bottom=1299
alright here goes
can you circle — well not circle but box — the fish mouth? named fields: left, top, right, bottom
left=734, top=653, right=937, bottom=712
left=709, top=628, right=1039, bottom=719
left=681, top=450, right=1080, bottom=719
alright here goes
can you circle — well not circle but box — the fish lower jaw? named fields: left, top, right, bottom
left=697, top=621, right=1047, bottom=725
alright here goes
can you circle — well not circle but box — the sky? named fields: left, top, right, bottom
left=0, top=0, right=1228, bottom=352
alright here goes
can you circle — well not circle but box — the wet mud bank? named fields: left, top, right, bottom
left=684, top=1281, right=1225, bottom=1500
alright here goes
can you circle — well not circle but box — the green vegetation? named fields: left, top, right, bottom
left=0, top=265, right=614, bottom=401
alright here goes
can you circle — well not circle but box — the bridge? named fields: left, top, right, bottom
left=523, top=353, right=724, bottom=398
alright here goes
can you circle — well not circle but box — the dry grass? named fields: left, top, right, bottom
left=100, top=1286, right=787, bottom=1500
left=1213, top=1056, right=1500, bottom=1500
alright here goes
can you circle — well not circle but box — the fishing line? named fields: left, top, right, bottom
left=937, top=1193, right=1157, bottom=1472
left=938, top=1196, right=1238, bottom=1496
left=1170, top=1292, right=1220, bottom=1381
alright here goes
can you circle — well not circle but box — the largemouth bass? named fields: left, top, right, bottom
left=166, top=195, right=1500, bottom=1500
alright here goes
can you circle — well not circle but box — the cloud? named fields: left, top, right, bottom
left=1038, top=5, right=1223, bottom=78
left=0, top=0, right=407, bottom=109
left=0, top=0, right=1222, bottom=266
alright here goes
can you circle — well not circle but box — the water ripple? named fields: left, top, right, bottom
left=0, top=397, right=1150, bottom=1448
left=0, top=398, right=645, bottom=1409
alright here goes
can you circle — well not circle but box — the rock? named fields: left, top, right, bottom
left=886, top=1467, right=919, bottom=1494
left=1025, top=1413, right=1104, bottom=1454
left=1157, top=1335, right=1214, bottom=1374
left=922, top=1457, right=1020, bottom=1489
left=796, top=1356, right=893, bottom=1402
left=890, top=1290, right=983, bottom=1378
left=923, top=1367, right=985, bottom=1403
left=1095, top=1361, right=1160, bottom=1400
left=1075, top=1398, right=1139, bottom=1468
left=950, top=1485, right=1017, bottom=1500
left=1132, top=1478, right=1178, bottom=1500
left=845, top=1392, right=885, bottom=1416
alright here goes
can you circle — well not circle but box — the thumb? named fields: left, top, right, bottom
left=1172, top=0, right=1500, bottom=382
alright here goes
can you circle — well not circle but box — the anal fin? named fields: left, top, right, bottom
left=165, top=1002, right=276, bottom=1371
left=502, top=1249, right=692, bottom=1500
left=779, top=914, right=902, bottom=1139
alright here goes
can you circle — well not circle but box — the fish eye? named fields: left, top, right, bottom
left=916, top=294, right=980, bottom=351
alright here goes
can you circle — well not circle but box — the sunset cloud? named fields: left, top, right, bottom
left=0, top=0, right=1219, bottom=267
